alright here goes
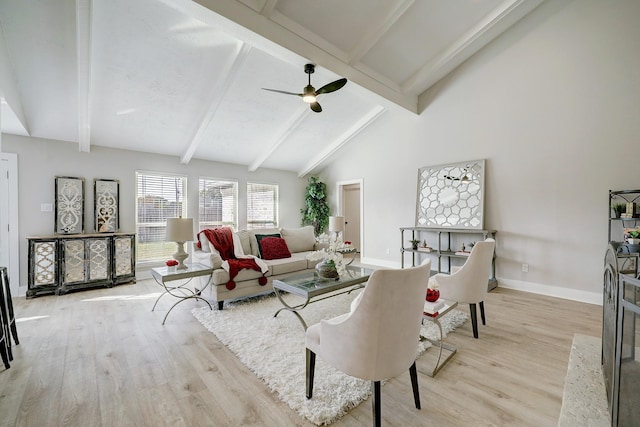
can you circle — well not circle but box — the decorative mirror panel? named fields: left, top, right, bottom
left=55, top=176, right=85, bottom=234
left=416, top=159, right=485, bottom=229
left=94, top=179, right=120, bottom=232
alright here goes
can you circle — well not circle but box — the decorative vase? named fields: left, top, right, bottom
left=315, top=259, right=339, bottom=279
left=426, top=288, right=440, bottom=302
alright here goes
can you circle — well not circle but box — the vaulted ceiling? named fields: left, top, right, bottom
left=0, top=0, right=543, bottom=176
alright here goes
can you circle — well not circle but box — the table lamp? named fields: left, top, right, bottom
left=166, top=217, right=194, bottom=270
left=329, top=215, right=345, bottom=244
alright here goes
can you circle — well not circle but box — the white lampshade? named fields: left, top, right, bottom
left=329, top=216, right=345, bottom=233
left=166, top=217, right=194, bottom=243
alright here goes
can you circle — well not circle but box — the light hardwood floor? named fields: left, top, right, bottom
left=0, top=276, right=601, bottom=427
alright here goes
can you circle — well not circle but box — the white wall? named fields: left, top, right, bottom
left=320, top=0, right=640, bottom=304
left=3, top=134, right=307, bottom=293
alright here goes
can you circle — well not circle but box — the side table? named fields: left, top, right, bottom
left=337, top=248, right=359, bottom=266
left=421, top=300, right=458, bottom=377
left=151, top=263, right=213, bottom=325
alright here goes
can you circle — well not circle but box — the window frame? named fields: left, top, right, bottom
left=135, top=171, right=188, bottom=266
left=198, top=177, right=238, bottom=231
left=246, top=182, right=279, bottom=230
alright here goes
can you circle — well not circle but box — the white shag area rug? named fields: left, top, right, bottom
left=557, top=334, right=609, bottom=427
left=192, top=291, right=468, bottom=426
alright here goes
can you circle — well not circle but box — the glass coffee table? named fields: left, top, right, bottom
left=273, top=266, right=374, bottom=330
left=421, top=299, right=458, bottom=377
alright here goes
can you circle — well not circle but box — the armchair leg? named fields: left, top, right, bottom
left=409, top=361, right=421, bottom=409
left=479, top=301, right=486, bottom=325
left=372, top=381, right=381, bottom=427
left=217, top=301, right=224, bottom=310
left=306, top=349, right=316, bottom=399
left=469, top=303, right=479, bottom=339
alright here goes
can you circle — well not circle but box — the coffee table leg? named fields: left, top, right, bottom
left=421, top=318, right=457, bottom=377
left=273, top=287, right=310, bottom=330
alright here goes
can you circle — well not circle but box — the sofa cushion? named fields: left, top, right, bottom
left=211, top=267, right=268, bottom=286
left=249, top=228, right=280, bottom=256
left=254, top=233, right=281, bottom=258
left=235, top=230, right=252, bottom=256
left=260, top=237, right=291, bottom=260
left=280, top=226, right=316, bottom=253
left=266, top=252, right=309, bottom=276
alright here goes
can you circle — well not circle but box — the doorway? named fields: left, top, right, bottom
left=337, top=179, right=363, bottom=257
left=0, top=152, right=19, bottom=296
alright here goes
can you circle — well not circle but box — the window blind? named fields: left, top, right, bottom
left=247, top=182, right=279, bottom=229
left=199, top=178, right=238, bottom=230
left=135, top=172, right=188, bottom=263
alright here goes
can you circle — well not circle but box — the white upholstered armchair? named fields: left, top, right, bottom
left=305, top=260, right=431, bottom=427
left=433, top=238, right=495, bottom=338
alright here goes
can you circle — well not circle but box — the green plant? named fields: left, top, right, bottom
left=301, top=176, right=329, bottom=235
left=628, top=229, right=640, bottom=239
left=613, top=203, right=626, bottom=217
left=409, top=239, right=420, bottom=249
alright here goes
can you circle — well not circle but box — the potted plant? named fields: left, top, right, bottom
left=627, top=229, right=640, bottom=245
left=409, top=239, right=420, bottom=250
left=613, top=203, right=626, bottom=218
left=301, top=176, right=329, bottom=235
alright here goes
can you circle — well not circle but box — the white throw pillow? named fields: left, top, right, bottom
left=206, top=241, right=223, bottom=269
left=280, top=226, right=316, bottom=253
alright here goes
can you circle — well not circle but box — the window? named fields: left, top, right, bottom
left=135, top=171, right=187, bottom=263
left=247, top=182, right=279, bottom=229
left=199, top=178, right=238, bottom=231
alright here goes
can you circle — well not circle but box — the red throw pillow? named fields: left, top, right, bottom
left=259, top=237, right=291, bottom=260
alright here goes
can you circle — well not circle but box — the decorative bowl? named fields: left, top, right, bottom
left=426, top=288, right=440, bottom=302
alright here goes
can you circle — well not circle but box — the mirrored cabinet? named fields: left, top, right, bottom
left=27, top=233, right=136, bottom=298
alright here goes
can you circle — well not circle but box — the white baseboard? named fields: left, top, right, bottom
left=498, top=278, right=602, bottom=306
left=361, top=257, right=603, bottom=306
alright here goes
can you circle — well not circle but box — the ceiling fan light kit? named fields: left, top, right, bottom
left=262, top=63, right=347, bottom=113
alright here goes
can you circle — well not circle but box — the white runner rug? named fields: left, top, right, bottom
left=192, top=290, right=468, bottom=425
left=557, top=334, right=609, bottom=427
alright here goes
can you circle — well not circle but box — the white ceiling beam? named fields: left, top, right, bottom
left=180, top=42, right=252, bottom=164
left=192, top=0, right=418, bottom=113
left=0, top=20, right=29, bottom=135
left=259, top=0, right=278, bottom=18
left=348, top=0, right=414, bottom=64
left=248, top=108, right=311, bottom=172
left=405, top=0, right=544, bottom=95
left=76, top=0, right=92, bottom=152
left=297, top=105, right=385, bottom=177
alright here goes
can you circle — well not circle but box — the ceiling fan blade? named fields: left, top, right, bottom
left=315, top=78, right=347, bottom=95
left=261, top=88, right=303, bottom=97
left=310, top=102, right=322, bottom=113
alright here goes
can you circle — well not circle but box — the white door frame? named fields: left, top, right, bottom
left=0, top=152, right=19, bottom=296
left=336, top=178, right=363, bottom=256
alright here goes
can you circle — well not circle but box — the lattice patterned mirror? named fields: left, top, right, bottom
left=416, top=159, right=485, bottom=229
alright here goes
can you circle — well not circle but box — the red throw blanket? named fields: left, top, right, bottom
left=198, top=228, right=267, bottom=290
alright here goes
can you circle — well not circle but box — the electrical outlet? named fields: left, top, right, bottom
left=41, top=203, right=53, bottom=212
left=522, top=263, right=529, bottom=272
left=385, top=248, right=391, bottom=255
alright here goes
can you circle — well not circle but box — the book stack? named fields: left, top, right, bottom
left=424, top=299, right=445, bottom=317
left=417, top=246, right=433, bottom=252
left=454, top=250, right=470, bottom=256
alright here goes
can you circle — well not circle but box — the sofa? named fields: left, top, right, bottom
left=192, top=225, right=323, bottom=309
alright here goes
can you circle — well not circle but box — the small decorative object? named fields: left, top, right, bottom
left=55, top=176, right=85, bottom=234
left=410, top=239, right=420, bottom=250
left=166, top=259, right=178, bottom=272
left=627, top=229, right=640, bottom=245
left=315, top=258, right=339, bottom=279
left=166, top=217, right=194, bottom=270
left=613, top=203, right=626, bottom=219
left=426, top=278, right=440, bottom=302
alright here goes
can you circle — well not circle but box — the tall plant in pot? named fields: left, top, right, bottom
left=301, top=176, right=329, bottom=235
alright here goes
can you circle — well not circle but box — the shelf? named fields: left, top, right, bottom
left=400, top=227, right=497, bottom=291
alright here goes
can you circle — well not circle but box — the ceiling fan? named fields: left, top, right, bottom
left=262, top=63, right=347, bottom=113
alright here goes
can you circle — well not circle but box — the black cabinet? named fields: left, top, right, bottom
left=27, top=233, right=136, bottom=298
